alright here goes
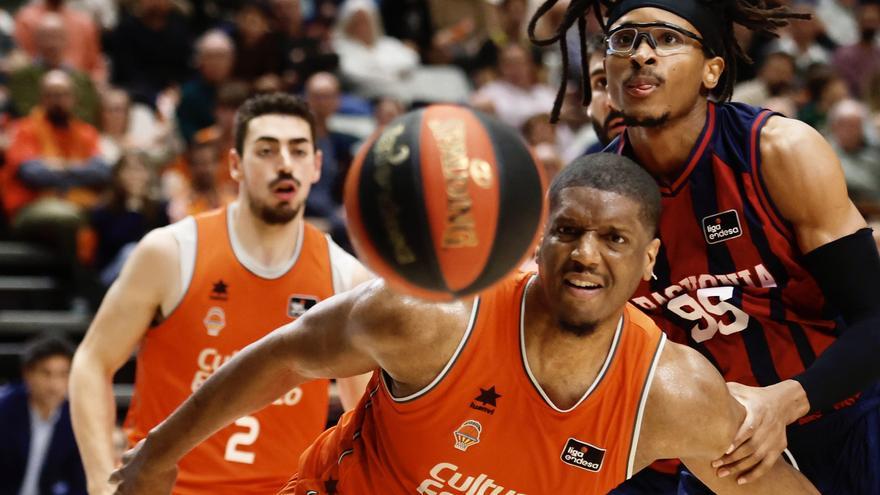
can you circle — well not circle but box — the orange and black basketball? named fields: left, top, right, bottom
left=344, top=105, right=546, bottom=300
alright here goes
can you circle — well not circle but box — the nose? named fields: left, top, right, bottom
left=571, top=233, right=601, bottom=268
left=278, top=148, right=295, bottom=174
left=630, top=34, right=657, bottom=66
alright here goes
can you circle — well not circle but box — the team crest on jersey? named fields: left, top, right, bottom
left=453, top=420, right=482, bottom=451
left=203, top=307, right=226, bottom=336
left=287, top=295, right=319, bottom=318
left=560, top=438, right=606, bottom=472
left=702, top=209, right=742, bottom=244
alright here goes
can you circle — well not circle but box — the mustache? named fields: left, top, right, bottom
left=624, top=67, right=666, bottom=86
left=269, top=172, right=302, bottom=189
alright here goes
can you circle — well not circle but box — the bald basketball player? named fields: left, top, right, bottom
left=70, top=93, right=372, bottom=495
left=108, top=152, right=816, bottom=495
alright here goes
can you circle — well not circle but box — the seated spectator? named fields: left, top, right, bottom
left=163, top=137, right=235, bottom=223
left=304, top=72, right=359, bottom=248
left=108, top=0, right=192, bottom=107
left=97, top=87, right=179, bottom=168
left=771, top=2, right=832, bottom=75
left=734, top=49, right=797, bottom=108
left=332, top=0, right=470, bottom=103
left=832, top=1, right=880, bottom=98
left=176, top=30, right=235, bottom=144
left=471, top=43, right=555, bottom=129
left=7, top=13, right=99, bottom=125
left=825, top=98, right=880, bottom=209
left=91, top=152, right=169, bottom=286
left=798, top=65, right=851, bottom=129
left=270, top=0, right=339, bottom=93
left=14, top=0, right=106, bottom=82
left=0, top=335, right=85, bottom=495
left=230, top=0, right=283, bottom=82
left=1, top=70, right=110, bottom=300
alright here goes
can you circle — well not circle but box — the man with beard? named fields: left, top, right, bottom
left=531, top=1, right=880, bottom=493
left=69, top=93, right=372, bottom=495
left=584, top=34, right=626, bottom=154
left=108, top=153, right=817, bottom=495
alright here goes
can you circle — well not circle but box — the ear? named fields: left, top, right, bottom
left=642, top=237, right=661, bottom=282
left=703, top=55, right=725, bottom=90
left=311, top=149, right=323, bottom=185
left=228, top=149, right=243, bottom=182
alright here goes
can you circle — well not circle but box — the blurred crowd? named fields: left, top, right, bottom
left=0, top=0, right=877, bottom=312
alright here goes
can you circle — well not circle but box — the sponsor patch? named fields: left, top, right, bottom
left=702, top=209, right=743, bottom=244
left=560, top=438, right=605, bottom=472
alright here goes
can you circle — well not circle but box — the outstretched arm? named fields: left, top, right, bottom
left=634, top=342, right=818, bottom=494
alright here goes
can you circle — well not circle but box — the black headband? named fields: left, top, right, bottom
left=605, top=0, right=725, bottom=56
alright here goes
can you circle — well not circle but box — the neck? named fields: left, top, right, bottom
left=30, top=399, right=58, bottom=421
left=230, top=200, right=302, bottom=269
left=625, top=100, right=709, bottom=184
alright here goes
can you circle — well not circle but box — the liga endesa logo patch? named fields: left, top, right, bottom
left=702, top=209, right=743, bottom=245
left=560, top=438, right=606, bottom=472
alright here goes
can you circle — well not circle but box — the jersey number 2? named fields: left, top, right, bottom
left=225, top=415, right=260, bottom=464
left=667, top=287, right=750, bottom=343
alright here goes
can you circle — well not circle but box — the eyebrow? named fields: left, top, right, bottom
left=253, top=136, right=312, bottom=146
left=590, top=67, right=606, bottom=78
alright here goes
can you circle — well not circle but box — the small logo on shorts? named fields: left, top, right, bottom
left=560, top=438, right=606, bottom=472
left=287, top=295, right=319, bottom=319
left=203, top=307, right=226, bottom=336
left=702, top=209, right=743, bottom=244
left=453, top=420, right=482, bottom=451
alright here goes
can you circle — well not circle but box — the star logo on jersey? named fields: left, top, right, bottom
left=560, top=438, right=606, bottom=472
left=702, top=209, right=743, bottom=245
left=287, top=295, right=319, bottom=319
left=470, top=386, right=501, bottom=415
left=210, top=280, right=228, bottom=300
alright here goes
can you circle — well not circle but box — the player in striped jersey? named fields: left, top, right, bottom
left=532, top=0, right=880, bottom=493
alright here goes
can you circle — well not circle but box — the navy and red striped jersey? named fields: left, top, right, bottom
left=611, top=101, right=839, bottom=387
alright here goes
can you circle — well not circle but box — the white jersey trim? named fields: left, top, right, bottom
left=382, top=300, right=480, bottom=403
left=327, top=235, right=365, bottom=294
left=626, top=333, right=668, bottom=479
left=225, top=204, right=305, bottom=280
left=519, top=274, right=624, bottom=413
left=162, top=216, right=197, bottom=316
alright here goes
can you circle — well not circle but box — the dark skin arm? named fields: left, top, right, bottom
left=634, top=342, right=818, bottom=494
left=109, top=280, right=473, bottom=495
left=715, top=115, right=867, bottom=483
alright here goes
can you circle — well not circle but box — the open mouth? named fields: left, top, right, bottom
left=563, top=276, right=605, bottom=298
left=625, top=76, right=662, bottom=98
left=272, top=181, right=297, bottom=200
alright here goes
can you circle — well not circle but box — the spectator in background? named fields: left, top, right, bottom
left=471, top=43, right=555, bottom=129
left=332, top=0, right=419, bottom=98
left=798, top=65, right=851, bottom=129
left=7, top=12, right=99, bottom=125
left=372, top=96, right=405, bottom=129
left=734, top=49, right=798, bottom=108
left=230, top=1, right=283, bottom=83
left=108, top=0, right=192, bottom=107
left=176, top=30, right=235, bottom=144
left=270, top=0, right=339, bottom=93
left=91, top=152, right=169, bottom=286
left=467, top=0, right=537, bottom=80
left=833, top=0, right=880, bottom=98
left=379, top=0, right=435, bottom=61
left=0, top=335, right=85, bottom=495
left=826, top=98, right=880, bottom=209
left=521, top=112, right=563, bottom=181
left=2, top=71, right=109, bottom=256
left=96, top=87, right=178, bottom=169
left=773, top=1, right=832, bottom=74
left=14, top=0, right=106, bottom=82
left=304, top=72, right=358, bottom=248
left=164, top=137, right=235, bottom=223
left=816, top=0, right=860, bottom=46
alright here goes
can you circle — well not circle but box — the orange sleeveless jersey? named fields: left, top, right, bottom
left=124, top=208, right=335, bottom=494
left=282, top=273, right=667, bottom=494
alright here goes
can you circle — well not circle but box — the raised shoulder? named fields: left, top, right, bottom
left=759, top=116, right=865, bottom=252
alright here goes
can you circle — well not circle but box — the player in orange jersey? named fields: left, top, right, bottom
left=69, top=93, right=372, bottom=495
left=109, top=153, right=817, bottom=495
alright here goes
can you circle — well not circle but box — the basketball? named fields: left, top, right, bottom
left=344, top=104, right=546, bottom=301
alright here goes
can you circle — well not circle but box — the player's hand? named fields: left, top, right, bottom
left=711, top=381, right=805, bottom=484
left=109, top=438, right=177, bottom=495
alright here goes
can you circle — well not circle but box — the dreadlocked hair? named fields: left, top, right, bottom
left=529, top=0, right=810, bottom=123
